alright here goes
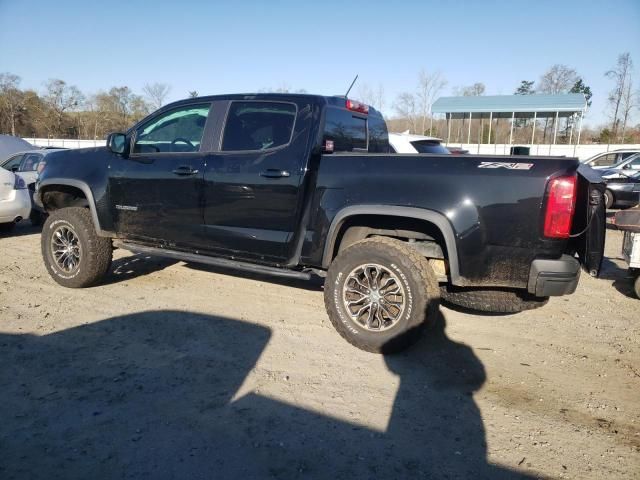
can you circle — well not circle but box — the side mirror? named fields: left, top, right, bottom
left=622, top=163, right=631, bottom=170
left=107, top=132, right=127, bottom=155
left=10, top=165, right=19, bottom=172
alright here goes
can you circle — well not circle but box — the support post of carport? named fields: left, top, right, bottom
left=509, top=112, right=515, bottom=155
left=551, top=111, right=559, bottom=155
left=467, top=112, right=472, bottom=145
left=487, top=111, right=493, bottom=151
left=574, top=111, right=584, bottom=157
left=447, top=113, right=452, bottom=145
left=531, top=111, right=537, bottom=147
left=429, top=115, right=433, bottom=137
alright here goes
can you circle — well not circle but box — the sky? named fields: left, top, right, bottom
left=1, top=0, right=639, bottom=127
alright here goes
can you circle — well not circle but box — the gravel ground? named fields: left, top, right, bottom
left=0, top=222, right=638, bottom=479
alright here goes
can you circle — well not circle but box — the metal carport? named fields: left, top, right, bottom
left=431, top=94, right=588, bottom=154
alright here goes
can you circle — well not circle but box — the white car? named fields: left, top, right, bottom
left=388, top=132, right=451, bottom=154
left=583, top=149, right=639, bottom=169
left=598, top=152, right=640, bottom=179
left=0, top=168, right=32, bottom=232
left=1, top=149, right=66, bottom=187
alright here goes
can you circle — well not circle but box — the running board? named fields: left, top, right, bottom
left=115, top=241, right=313, bottom=281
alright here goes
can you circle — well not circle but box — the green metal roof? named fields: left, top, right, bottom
left=432, top=94, right=587, bottom=114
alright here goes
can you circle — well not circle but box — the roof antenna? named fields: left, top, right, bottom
left=345, top=74, right=358, bottom=98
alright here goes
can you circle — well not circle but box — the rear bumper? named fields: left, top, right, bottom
left=527, top=255, right=581, bottom=297
left=0, top=188, right=32, bottom=224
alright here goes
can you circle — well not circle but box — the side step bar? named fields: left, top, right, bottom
left=115, top=241, right=313, bottom=281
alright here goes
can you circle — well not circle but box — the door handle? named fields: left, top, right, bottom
left=172, top=166, right=199, bottom=176
left=260, top=169, right=290, bottom=178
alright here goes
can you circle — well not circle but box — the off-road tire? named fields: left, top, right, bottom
left=324, top=237, right=439, bottom=354
left=604, top=189, right=614, bottom=209
left=440, top=285, right=548, bottom=313
left=633, top=274, right=640, bottom=300
left=0, top=222, right=16, bottom=233
left=41, top=207, right=112, bottom=288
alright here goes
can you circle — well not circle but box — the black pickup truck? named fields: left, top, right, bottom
left=35, top=93, right=605, bottom=352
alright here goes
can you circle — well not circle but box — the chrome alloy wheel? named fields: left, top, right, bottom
left=51, top=225, right=81, bottom=272
left=342, top=263, right=406, bottom=331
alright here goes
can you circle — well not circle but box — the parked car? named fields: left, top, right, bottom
left=0, top=168, right=32, bottom=232
left=597, top=152, right=640, bottom=176
left=603, top=170, right=640, bottom=209
left=1, top=149, right=65, bottom=225
left=35, top=93, right=605, bottom=353
left=446, top=146, right=470, bottom=155
left=584, top=149, right=640, bottom=169
left=388, top=132, right=451, bottom=154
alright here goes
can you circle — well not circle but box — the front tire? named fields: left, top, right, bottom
left=41, top=207, right=112, bottom=288
left=324, top=237, right=439, bottom=354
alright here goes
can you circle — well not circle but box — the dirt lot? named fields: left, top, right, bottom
left=0, top=222, right=638, bottom=479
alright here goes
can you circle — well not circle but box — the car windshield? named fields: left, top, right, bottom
left=611, top=153, right=639, bottom=168
left=410, top=141, right=450, bottom=154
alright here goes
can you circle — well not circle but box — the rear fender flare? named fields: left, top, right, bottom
left=322, top=205, right=460, bottom=284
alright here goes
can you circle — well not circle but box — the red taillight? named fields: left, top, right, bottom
left=346, top=99, right=369, bottom=114
left=544, top=174, right=577, bottom=238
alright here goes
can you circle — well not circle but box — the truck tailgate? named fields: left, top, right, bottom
left=572, top=164, right=606, bottom=276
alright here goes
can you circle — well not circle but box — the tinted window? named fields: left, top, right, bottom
left=222, top=101, right=296, bottom=151
left=133, top=104, right=210, bottom=154
left=20, top=153, right=44, bottom=171
left=368, top=113, right=390, bottom=153
left=621, top=152, right=638, bottom=159
left=628, top=155, right=640, bottom=169
left=410, top=141, right=451, bottom=154
left=323, top=108, right=367, bottom=151
left=2, top=154, right=23, bottom=171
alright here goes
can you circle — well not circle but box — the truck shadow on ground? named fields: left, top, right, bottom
left=102, top=254, right=179, bottom=285
left=0, top=310, right=533, bottom=479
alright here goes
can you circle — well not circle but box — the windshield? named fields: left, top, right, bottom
left=612, top=153, right=640, bottom=168
left=410, top=141, right=450, bottom=154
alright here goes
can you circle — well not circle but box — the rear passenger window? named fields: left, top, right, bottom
left=222, top=101, right=297, bottom=151
left=324, top=108, right=367, bottom=151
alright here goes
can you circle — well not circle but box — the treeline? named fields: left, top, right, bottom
left=0, top=75, right=173, bottom=139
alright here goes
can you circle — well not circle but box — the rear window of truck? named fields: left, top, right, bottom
left=323, top=108, right=367, bottom=151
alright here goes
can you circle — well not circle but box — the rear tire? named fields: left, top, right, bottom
left=30, top=209, right=46, bottom=226
left=440, top=285, right=548, bottom=313
left=604, top=189, right=614, bottom=209
left=324, top=237, right=439, bottom=353
left=41, top=207, right=112, bottom=288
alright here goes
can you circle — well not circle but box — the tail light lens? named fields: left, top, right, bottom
left=13, top=175, right=27, bottom=190
left=346, top=99, right=369, bottom=114
left=544, top=174, right=577, bottom=238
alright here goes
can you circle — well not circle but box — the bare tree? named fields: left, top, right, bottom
left=393, top=92, right=418, bottom=133
left=0, top=73, right=24, bottom=136
left=538, top=65, right=578, bottom=142
left=43, top=79, right=84, bottom=136
left=538, top=65, right=578, bottom=94
left=606, top=53, right=634, bottom=141
left=188, top=91, right=199, bottom=98
left=416, top=70, right=447, bottom=135
left=355, top=82, right=385, bottom=111
left=460, top=82, right=486, bottom=96
left=620, top=78, right=637, bottom=142
left=142, top=82, right=171, bottom=110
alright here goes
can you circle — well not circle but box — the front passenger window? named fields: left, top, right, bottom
left=133, top=104, right=211, bottom=154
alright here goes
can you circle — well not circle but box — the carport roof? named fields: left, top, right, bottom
left=431, top=94, right=587, bottom=114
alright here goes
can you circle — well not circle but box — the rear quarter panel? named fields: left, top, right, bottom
left=305, top=154, right=580, bottom=288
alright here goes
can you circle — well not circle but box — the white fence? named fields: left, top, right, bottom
left=23, top=137, right=640, bottom=161
left=446, top=143, right=640, bottom=160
